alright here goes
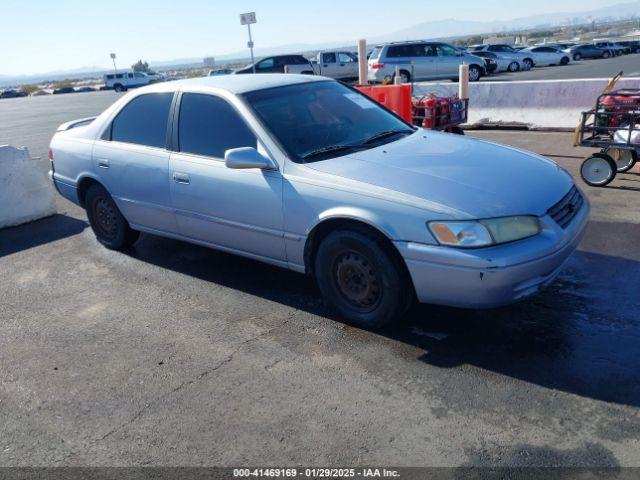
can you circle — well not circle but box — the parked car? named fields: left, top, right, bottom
left=53, top=86, right=75, bottom=95
left=471, top=51, right=521, bottom=73
left=468, top=44, right=535, bottom=70
left=75, top=86, right=96, bottom=93
left=520, top=46, right=571, bottom=66
left=0, top=89, right=28, bottom=99
left=617, top=40, right=640, bottom=53
left=234, top=55, right=315, bottom=75
left=104, top=71, right=164, bottom=92
left=594, top=42, right=626, bottom=56
left=208, top=69, right=234, bottom=76
left=48, top=75, right=588, bottom=328
left=563, top=44, right=612, bottom=61
left=547, top=42, right=577, bottom=50
left=368, top=41, right=487, bottom=83
left=310, top=51, right=359, bottom=80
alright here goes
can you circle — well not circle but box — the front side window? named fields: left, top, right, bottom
left=256, top=58, right=274, bottom=70
left=178, top=93, right=256, bottom=158
left=110, top=93, right=173, bottom=148
left=436, top=44, right=458, bottom=57
left=244, top=81, right=414, bottom=162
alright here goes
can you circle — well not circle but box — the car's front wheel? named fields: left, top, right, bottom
left=85, top=183, right=140, bottom=250
left=508, top=61, right=520, bottom=72
left=573, top=53, right=582, bottom=61
left=522, top=58, right=534, bottom=70
left=314, top=228, right=412, bottom=329
left=602, top=51, right=611, bottom=59
left=468, top=65, right=481, bottom=82
left=560, top=57, right=570, bottom=65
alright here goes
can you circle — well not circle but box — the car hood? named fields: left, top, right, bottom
left=305, top=131, right=573, bottom=219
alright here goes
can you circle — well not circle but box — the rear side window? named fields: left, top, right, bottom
left=178, top=93, right=256, bottom=158
left=111, top=93, right=173, bottom=148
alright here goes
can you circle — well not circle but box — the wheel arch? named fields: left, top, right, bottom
left=76, top=175, right=104, bottom=208
left=302, top=210, right=401, bottom=275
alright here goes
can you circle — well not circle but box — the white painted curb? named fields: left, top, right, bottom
left=413, top=77, right=640, bottom=129
left=0, top=145, right=56, bottom=229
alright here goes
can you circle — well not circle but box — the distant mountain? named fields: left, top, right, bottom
left=2, top=0, right=638, bottom=87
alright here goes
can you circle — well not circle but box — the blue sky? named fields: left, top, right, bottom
left=2, top=0, right=627, bottom=75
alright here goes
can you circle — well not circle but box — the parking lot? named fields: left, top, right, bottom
left=1, top=91, right=640, bottom=467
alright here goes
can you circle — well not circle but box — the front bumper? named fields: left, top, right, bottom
left=395, top=195, right=589, bottom=308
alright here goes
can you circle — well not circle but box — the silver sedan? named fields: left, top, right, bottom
left=49, top=75, right=588, bottom=328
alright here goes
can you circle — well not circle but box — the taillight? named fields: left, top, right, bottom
left=48, top=149, right=53, bottom=160
left=371, top=63, right=385, bottom=69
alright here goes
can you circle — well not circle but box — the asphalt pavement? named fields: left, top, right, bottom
left=1, top=90, right=640, bottom=468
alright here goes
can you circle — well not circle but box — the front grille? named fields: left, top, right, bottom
left=547, top=186, right=584, bottom=229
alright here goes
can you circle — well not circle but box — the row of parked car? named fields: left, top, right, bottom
left=208, top=38, right=640, bottom=86
left=0, top=85, right=101, bottom=99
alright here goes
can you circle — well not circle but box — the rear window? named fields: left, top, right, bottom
left=369, top=46, right=383, bottom=60
left=110, top=93, right=173, bottom=148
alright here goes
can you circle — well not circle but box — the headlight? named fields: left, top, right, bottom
left=428, top=216, right=541, bottom=248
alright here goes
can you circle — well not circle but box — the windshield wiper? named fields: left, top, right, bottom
left=301, top=144, right=366, bottom=160
left=360, top=129, right=414, bottom=145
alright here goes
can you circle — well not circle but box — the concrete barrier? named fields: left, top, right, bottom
left=0, top=145, right=56, bottom=229
left=413, top=77, right=640, bottom=130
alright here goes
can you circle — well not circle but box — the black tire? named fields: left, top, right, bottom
left=605, top=148, right=638, bottom=173
left=508, top=61, right=520, bottom=72
left=523, top=58, right=534, bottom=70
left=580, top=153, right=617, bottom=187
left=449, top=126, right=465, bottom=135
left=85, top=183, right=140, bottom=250
left=468, top=65, right=481, bottom=82
left=560, top=57, right=570, bottom=65
left=573, top=53, right=582, bottom=61
left=602, top=51, right=611, bottom=59
left=113, top=83, right=125, bottom=92
left=393, top=70, right=411, bottom=84
left=314, top=228, right=412, bottom=329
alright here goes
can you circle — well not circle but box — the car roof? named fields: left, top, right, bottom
left=143, top=74, right=329, bottom=95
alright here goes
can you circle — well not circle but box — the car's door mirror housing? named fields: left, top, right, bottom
left=224, top=147, right=276, bottom=170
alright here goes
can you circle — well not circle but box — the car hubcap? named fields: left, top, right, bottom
left=93, top=196, right=118, bottom=238
left=469, top=68, right=479, bottom=81
left=582, top=157, right=612, bottom=184
left=333, top=251, right=381, bottom=311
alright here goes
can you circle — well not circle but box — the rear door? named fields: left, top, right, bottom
left=169, top=92, right=285, bottom=260
left=93, top=92, right=177, bottom=233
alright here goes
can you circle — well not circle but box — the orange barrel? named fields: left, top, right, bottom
left=354, top=84, right=413, bottom=123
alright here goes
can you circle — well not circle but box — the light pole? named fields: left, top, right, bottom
left=240, top=12, right=257, bottom=74
left=110, top=53, right=117, bottom=74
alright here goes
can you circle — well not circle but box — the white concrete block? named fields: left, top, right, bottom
left=413, top=78, right=640, bottom=129
left=0, top=145, right=56, bottom=229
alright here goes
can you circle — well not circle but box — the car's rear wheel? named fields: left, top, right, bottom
left=114, top=83, right=125, bottom=92
left=522, top=58, right=534, bottom=70
left=393, top=70, right=411, bottom=84
left=573, top=53, right=582, bottom=61
left=85, top=183, right=139, bottom=250
left=508, top=61, right=520, bottom=72
left=580, top=153, right=617, bottom=187
left=605, top=148, right=638, bottom=173
left=603, top=51, right=611, bottom=59
left=560, top=57, right=570, bottom=65
left=314, top=228, right=412, bottom=329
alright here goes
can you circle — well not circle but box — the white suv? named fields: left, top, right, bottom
left=103, top=71, right=164, bottom=92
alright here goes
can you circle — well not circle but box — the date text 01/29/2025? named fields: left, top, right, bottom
left=233, top=468, right=400, bottom=478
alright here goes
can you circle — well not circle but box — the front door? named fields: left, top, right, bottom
left=435, top=44, right=462, bottom=78
left=169, top=92, right=285, bottom=261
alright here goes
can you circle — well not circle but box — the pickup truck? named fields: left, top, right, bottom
left=309, top=51, right=359, bottom=80
left=103, top=71, right=164, bottom=92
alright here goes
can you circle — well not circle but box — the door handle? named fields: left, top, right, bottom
left=173, top=172, right=190, bottom=184
left=97, top=158, right=110, bottom=169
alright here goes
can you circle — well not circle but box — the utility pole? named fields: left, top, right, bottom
left=240, top=12, right=257, bottom=73
left=110, top=53, right=117, bottom=74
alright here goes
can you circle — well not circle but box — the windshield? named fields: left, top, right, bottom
left=243, top=81, right=415, bottom=162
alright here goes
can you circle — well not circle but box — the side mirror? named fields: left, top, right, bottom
left=224, top=147, right=275, bottom=170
